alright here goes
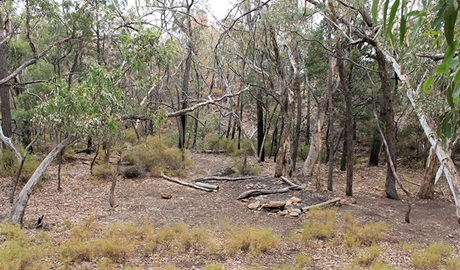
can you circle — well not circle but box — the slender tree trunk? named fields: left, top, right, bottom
left=10, top=135, right=77, bottom=225
left=0, top=13, right=12, bottom=139
left=337, top=40, right=354, bottom=196
left=340, top=134, right=347, bottom=171
left=327, top=80, right=335, bottom=191
left=291, top=80, right=303, bottom=173
left=257, top=87, right=265, bottom=162
left=369, top=128, right=383, bottom=166
left=376, top=48, right=399, bottom=200
left=275, top=80, right=296, bottom=177
left=418, top=147, right=439, bottom=199
left=301, top=52, right=338, bottom=178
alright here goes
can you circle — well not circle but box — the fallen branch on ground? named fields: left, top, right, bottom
left=192, top=176, right=257, bottom=182
left=301, top=197, right=343, bottom=212
left=237, top=186, right=302, bottom=200
left=160, top=173, right=215, bottom=192
left=280, top=176, right=301, bottom=187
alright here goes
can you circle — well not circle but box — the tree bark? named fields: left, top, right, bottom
left=301, top=50, right=338, bottom=178
left=10, top=135, right=77, bottom=225
left=291, top=74, right=303, bottom=174
left=0, top=13, right=12, bottom=139
left=376, top=48, right=399, bottom=200
left=337, top=40, right=354, bottom=196
left=418, top=147, right=439, bottom=199
left=257, top=87, right=265, bottom=162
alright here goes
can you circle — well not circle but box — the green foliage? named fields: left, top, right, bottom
left=124, top=136, right=191, bottom=176
left=295, top=252, right=312, bottom=268
left=224, top=225, right=281, bottom=256
left=0, top=223, right=53, bottom=269
left=410, top=241, right=454, bottom=269
left=91, top=163, right=116, bottom=182
left=342, top=211, right=387, bottom=249
left=351, top=245, right=382, bottom=268
left=144, top=224, right=213, bottom=255
left=123, top=165, right=143, bottom=179
left=0, top=150, right=41, bottom=181
left=300, top=208, right=337, bottom=243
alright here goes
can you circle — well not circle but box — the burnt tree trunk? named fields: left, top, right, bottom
left=257, top=87, right=265, bottom=161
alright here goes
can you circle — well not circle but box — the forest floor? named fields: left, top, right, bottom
left=1, top=150, right=460, bottom=269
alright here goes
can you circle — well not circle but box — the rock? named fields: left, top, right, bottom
left=346, top=197, right=357, bottom=204
left=289, top=211, right=300, bottom=217
left=278, top=210, right=288, bottom=216
left=286, top=197, right=302, bottom=204
left=160, top=193, right=172, bottom=199
left=262, top=201, right=286, bottom=209
left=290, top=208, right=302, bottom=214
left=209, top=166, right=235, bottom=176
left=248, top=201, right=261, bottom=210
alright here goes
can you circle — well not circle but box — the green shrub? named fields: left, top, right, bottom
left=298, top=145, right=310, bottom=160
left=144, top=224, right=213, bottom=255
left=342, top=211, right=387, bottom=249
left=123, top=136, right=191, bottom=176
left=224, top=225, right=281, bottom=256
left=123, top=165, right=143, bottom=178
left=295, top=252, right=312, bottom=268
left=91, top=163, right=116, bottom=182
left=300, top=208, right=337, bottom=243
left=411, top=241, right=454, bottom=269
left=354, top=245, right=382, bottom=267
left=123, top=129, right=138, bottom=145
left=0, top=223, right=52, bottom=269
left=0, top=149, right=41, bottom=182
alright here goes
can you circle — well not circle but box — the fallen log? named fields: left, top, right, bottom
left=160, top=173, right=214, bottom=192
left=195, top=182, right=219, bottom=190
left=301, top=197, right=343, bottom=212
left=193, top=176, right=257, bottom=182
left=237, top=186, right=300, bottom=200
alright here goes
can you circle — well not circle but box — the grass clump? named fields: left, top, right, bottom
left=295, top=252, right=312, bottom=268
left=224, top=225, right=281, bottom=256
left=351, top=245, right=382, bottom=268
left=204, top=264, right=225, bottom=270
left=410, top=241, right=454, bottom=269
left=342, top=211, right=387, bottom=249
left=300, top=208, right=338, bottom=244
left=0, top=149, right=41, bottom=182
left=144, top=224, right=212, bottom=255
left=124, top=136, right=191, bottom=177
left=0, top=223, right=53, bottom=269
left=91, top=163, right=116, bottom=182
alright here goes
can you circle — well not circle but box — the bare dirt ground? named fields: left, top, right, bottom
left=1, top=151, right=460, bottom=269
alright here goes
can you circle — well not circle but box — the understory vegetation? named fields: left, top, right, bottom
left=0, top=212, right=458, bottom=269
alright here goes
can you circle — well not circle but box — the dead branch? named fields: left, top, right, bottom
left=280, top=176, right=301, bottom=187
left=301, top=197, right=343, bottom=212
left=160, top=173, right=214, bottom=192
left=121, top=88, right=249, bottom=121
left=237, top=186, right=300, bottom=200
left=192, top=176, right=256, bottom=182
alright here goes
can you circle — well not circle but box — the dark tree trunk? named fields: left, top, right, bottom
left=0, top=13, right=12, bottom=139
left=375, top=48, right=399, bottom=199
left=369, top=129, right=382, bottom=166
left=337, top=40, right=354, bottom=196
left=327, top=90, right=334, bottom=191
left=257, top=88, right=265, bottom=162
